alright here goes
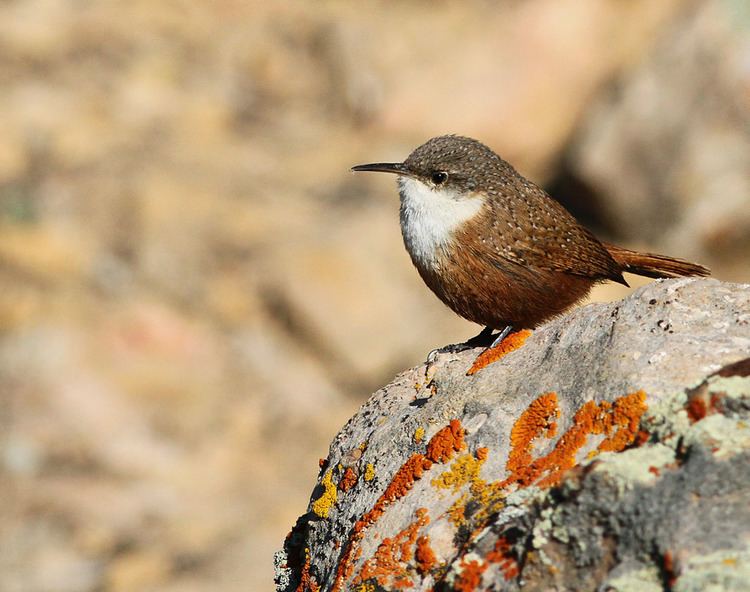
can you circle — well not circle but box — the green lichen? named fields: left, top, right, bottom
left=674, top=546, right=750, bottom=592
left=684, top=415, right=750, bottom=459
left=592, top=444, right=676, bottom=489
left=531, top=506, right=554, bottom=550
left=603, top=565, right=662, bottom=592
left=705, top=374, right=750, bottom=400
left=640, top=390, right=690, bottom=446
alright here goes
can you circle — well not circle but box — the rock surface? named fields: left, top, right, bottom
left=276, top=279, right=750, bottom=591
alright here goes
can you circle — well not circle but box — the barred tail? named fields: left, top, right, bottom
left=604, top=244, right=710, bottom=280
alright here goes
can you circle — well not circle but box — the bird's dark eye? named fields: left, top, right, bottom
left=431, top=171, right=448, bottom=185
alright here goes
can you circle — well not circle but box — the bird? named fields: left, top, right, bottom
left=352, top=135, right=710, bottom=350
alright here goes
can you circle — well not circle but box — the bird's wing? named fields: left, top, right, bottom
left=480, top=183, right=626, bottom=284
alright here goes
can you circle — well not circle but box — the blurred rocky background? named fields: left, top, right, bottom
left=0, top=0, right=748, bottom=591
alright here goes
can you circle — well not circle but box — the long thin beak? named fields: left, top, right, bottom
left=351, top=162, right=409, bottom=176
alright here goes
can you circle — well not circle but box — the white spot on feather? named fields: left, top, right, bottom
left=398, top=176, right=485, bottom=269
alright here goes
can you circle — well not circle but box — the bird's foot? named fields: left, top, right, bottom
left=426, top=342, right=473, bottom=365
left=464, top=325, right=496, bottom=348
left=426, top=326, right=496, bottom=364
left=466, top=328, right=532, bottom=375
left=426, top=325, right=514, bottom=365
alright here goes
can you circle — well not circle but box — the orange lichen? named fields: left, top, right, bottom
left=596, top=391, right=648, bottom=453
left=295, top=548, right=320, bottom=592
left=332, top=420, right=465, bottom=591
left=486, top=537, right=519, bottom=581
left=378, top=454, right=434, bottom=507
left=339, top=467, right=358, bottom=492
left=414, top=426, right=425, bottom=444
left=466, top=330, right=532, bottom=376
left=311, top=469, right=337, bottom=519
left=505, top=392, right=560, bottom=484
left=634, top=429, right=651, bottom=446
left=685, top=388, right=727, bottom=424
left=364, top=463, right=375, bottom=482
left=500, top=390, right=648, bottom=489
left=663, top=551, right=677, bottom=588
left=455, top=558, right=488, bottom=592
left=415, top=534, right=437, bottom=575
left=356, top=508, right=429, bottom=588
left=426, top=419, right=466, bottom=463
left=686, top=396, right=708, bottom=422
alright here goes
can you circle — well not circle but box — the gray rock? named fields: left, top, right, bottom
left=276, top=279, right=750, bottom=591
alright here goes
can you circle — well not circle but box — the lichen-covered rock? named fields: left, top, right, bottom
left=275, top=279, right=750, bottom=592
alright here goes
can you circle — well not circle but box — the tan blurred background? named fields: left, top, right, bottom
left=0, top=1, right=748, bottom=591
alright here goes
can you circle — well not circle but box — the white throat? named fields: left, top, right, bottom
left=398, top=176, right=485, bottom=269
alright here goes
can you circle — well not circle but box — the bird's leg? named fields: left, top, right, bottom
left=488, top=325, right=513, bottom=348
left=460, top=326, right=511, bottom=370
left=464, top=326, right=496, bottom=347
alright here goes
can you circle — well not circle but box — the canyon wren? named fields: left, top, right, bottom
left=352, top=135, right=710, bottom=347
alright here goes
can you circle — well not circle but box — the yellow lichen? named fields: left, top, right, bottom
left=364, top=463, right=375, bottom=482
left=432, top=450, right=487, bottom=492
left=414, top=426, right=425, bottom=444
left=311, top=469, right=337, bottom=519
left=446, top=492, right=469, bottom=527
left=438, top=449, right=497, bottom=528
